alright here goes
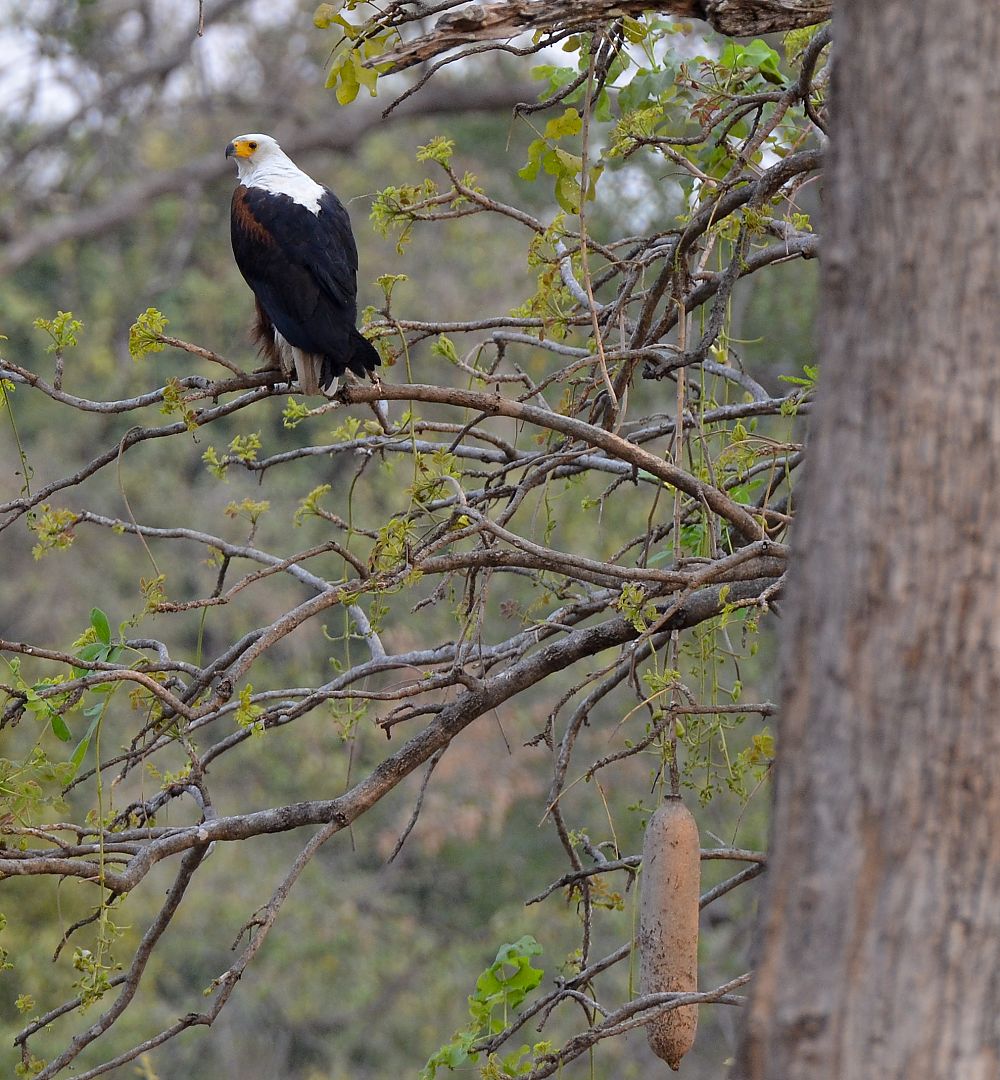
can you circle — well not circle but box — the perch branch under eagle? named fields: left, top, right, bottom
left=226, top=133, right=380, bottom=395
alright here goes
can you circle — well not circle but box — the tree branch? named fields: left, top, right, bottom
left=371, top=1, right=831, bottom=74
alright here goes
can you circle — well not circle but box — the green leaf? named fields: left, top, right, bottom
left=50, top=713, right=72, bottom=742
left=719, top=39, right=783, bottom=84
left=352, top=51, right=378, bottom=96
left=778, top=362, right=819, bottom=390
left=552, top=148, right=582, bottom=175
left=33, top=311, right=84, bottom=354
left=496, top=935, right=543, bottom=962
left=73, top=642, right=104, bottom=679
left=336, top=57, right=360, bottom=104
left=621, top=14, right=647, bottom=42
left=90, top=607, right=111, bottom=645
left=68, top=710, right=103, bottom=775
left=128, top=307, right=167, bottom=361
left=422, top=936, right=543, bottom=1078
left=431, top=335, right=460, bottom=364
left=530, top=63, right=577, bottom=101
left=554, top=174, right=581, bottom=214
left=325, top=10, right=361, bottom=38
left=518, top=139, right=546, bottom=182
left=313, top=2, right=343, bottom=28
left=416, top=137, right=455, bottom=166
left=543, top=107, right=581, bottom=140
left=282, top=396, right=310, bottom=429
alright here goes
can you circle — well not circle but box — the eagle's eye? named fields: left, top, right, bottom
left=248, top=141, right=258, bottom=151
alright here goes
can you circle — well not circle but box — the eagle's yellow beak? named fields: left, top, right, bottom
left=225, top=139, right=257, bottom=160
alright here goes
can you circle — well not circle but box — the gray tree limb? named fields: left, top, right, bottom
left=372, top=0, right=831, bottom=73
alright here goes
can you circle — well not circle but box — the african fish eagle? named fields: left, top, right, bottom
left=226, top=133, right=380, bottom=395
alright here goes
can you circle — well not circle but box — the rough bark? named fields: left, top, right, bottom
left=703, top=0, right=829, bottom=34
left=374, top=0, right=831, bottom=73
left=739, top=2, right=1000, bottom=1078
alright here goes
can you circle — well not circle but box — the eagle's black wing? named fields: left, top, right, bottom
left=231, top=184, right=361, bottom=361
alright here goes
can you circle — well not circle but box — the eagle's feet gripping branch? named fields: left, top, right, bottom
left=226, top=133, right=381, bottom=396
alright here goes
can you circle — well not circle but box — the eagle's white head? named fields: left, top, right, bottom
left=225, top=132, right=325, bottom=212
left=225, top=133, right=287, bottom=181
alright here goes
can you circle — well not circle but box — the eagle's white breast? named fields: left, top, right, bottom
left=244, top=162, right=325, bottom=214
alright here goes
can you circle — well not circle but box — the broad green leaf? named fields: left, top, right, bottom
left=353, top=51, right=378, bottom=96
left=543, top=107, right=581, bottom=140
left=50, top=714, right=72, bottom=742
left=335, top=59, right=360, bottom=104
left=313, top=2, right=343, bottom=28
left=554, top=174, right=581, bottom=213
left=90, top=607, right=111, bottom=645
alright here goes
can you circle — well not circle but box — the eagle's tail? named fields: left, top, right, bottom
left=321, top=328, right=380, bottom=388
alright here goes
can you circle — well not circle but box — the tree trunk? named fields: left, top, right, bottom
left=739, top=3, right=1000, bottom=1078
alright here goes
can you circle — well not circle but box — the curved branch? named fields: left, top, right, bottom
left=4, top=575, right=779, bottom=893
left=371, top=1, right=830, bottom=74
left=338, top=383, right=767, bottom=540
